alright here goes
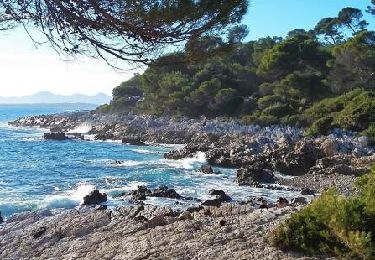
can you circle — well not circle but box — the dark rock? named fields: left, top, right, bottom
left=219, top=219, right=227, bottom=226
left=130, top=185, right=151, bottom=201
left=202, top=198, right=222, bottom=207
left=0, top=211, right=3, bottom=224
left=122, top=136, right=146, bottom=146
left=274, top=140, right=324, bottom=176
left=186, top=206, right=204, bottom=213
left=32, top=226, right=47, bottom=239
left=208, top=189, right=226, bottom=196
left=236, top=165, right=275, bottom=186
left=95, top=205, right=108, bottom=211
left=178, top=211, right=193, bottom=220
left=199, top=164, right=214, bottom=174
left=44, top=132, right=66, bottom=140
left=208, top=189, right=232, bottom=202
left=134, top=215, right=148, bottom=222
left=95, top=132, right=114, bottom=140
left=147, top=215, right=167, bottom=228
left=291, top=197, right=308, bottom=205
left=151, top=185, right=182, bottom=199
left=301, top=188, right=316, bottom=196
left=277, top=197, right=289, bottom=208
left=66, top=133, right=84, bottom=140
left=83, top=190, right=107, bottom=205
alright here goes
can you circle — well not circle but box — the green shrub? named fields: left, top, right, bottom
left=271, top=168, right=375, bottom=258
left=304, top=89, right=375, bottom=136
left=305, top=115, right=334, bottom=136
left=363, top=125, right=375, bottom=145
left=262, top=104, right=295, bottom=117
left=333, top=91, right=375, bottom=131
left=96, top=104, right=111, bottom=114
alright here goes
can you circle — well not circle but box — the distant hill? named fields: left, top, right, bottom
left=0, top=91, right=111, bottom=105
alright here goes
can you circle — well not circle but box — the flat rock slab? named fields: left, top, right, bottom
left=0, top=204, right=332, bottom=260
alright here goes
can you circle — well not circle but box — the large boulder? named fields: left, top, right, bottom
left=202, top=198, right=222, bottom=207
left=208, top=189, right=232, bottom=202
left=273, top=140, right=324, bottom=176
left=199, top=164, right=215, bottom=174
left=151, top=186, right=182, bottom=199
left=129, top=186, right=152, bottom=201
left=83, top=190, right=107, bottom=205
left=44, top=132, right=66, bottom=140
left=236, top=165, right=275, bottom=186
left=320, top=138, right=339, bottom=157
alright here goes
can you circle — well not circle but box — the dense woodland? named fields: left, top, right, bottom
left=99, top=4, right=375, bottom=139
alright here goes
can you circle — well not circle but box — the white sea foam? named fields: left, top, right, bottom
left=68, top=123, right=92, bottom=134
left=84, top=134, right=96, bottom=141
left=132, top=148, right=157, bottom=154
left=162, top=151, right=206, bottom=169
left=41, top=183, right=95, bottom=209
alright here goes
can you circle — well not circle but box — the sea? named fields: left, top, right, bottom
left=0, top=104, right=299, bottom=219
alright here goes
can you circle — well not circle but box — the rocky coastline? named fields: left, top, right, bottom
left=3, top=111, right=375, bottom=259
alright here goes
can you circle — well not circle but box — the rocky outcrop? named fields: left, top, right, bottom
left=127, top=185, right=183, bottom=202
left=0, top=204, right=310, bottom=260
left=44, top=132, right=66, bottom=140
left=129, top=186, right=151, bottom=201
left=0, top=211, right=3, bottom=224
left=151, top=185, right=182, bottom=199
left=202, top=190, right=232, bottom=207
left=122, top=136, right=146, bottom=146
left=273, top=140, right=324, bottom=176
left=237, top=165, right=276, bottom=186
left=208, top=189, right=232, bottom=202
left=199, top=164, right=214, bottom=174
left=83, top=190, right=107, bottom=205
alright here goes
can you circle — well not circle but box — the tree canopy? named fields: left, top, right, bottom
left=98, top=3, right=375, bottom=140
left=0, top=0, right=247, bottom=64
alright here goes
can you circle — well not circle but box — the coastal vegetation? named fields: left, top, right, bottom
left=271, top=167, right=375, bottom=258
left=1, top=1, right=375, bottom=259
left=100, top=4, right=375, bottom=140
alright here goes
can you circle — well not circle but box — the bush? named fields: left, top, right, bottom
left=304, top=89, right=375, bottom=136
left=305, top=115, right=334, bottom=136
left=270, top=168, right=375, bottom=258
left=363, top=124, right=375, bottom=146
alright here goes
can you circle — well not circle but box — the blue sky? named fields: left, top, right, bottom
left=244, top=0, right=374, bottom=40
left=0, top=0, right=374, bottom=97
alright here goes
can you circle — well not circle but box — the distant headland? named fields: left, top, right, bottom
left=0, top=91, right=111, bottom=105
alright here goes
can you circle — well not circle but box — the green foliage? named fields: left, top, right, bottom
left=305, top=89, right=375, bottom=135
left=368, top=0, right=375, bottom=16
left=257, top=35, right=330, bottom=80
left=363, top=125, right=375, bottom=144
left=101, top=6, right=374, bottom=138
left=271, top=168, right=375, bottom=258
left=337, top=8, right=368, bottom=33
left=314, top=17, right=344, bottom=44
left=328, top=31, right=375, bottom=93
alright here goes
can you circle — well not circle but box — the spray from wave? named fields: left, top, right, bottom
left=40, top=183, right=95, bottom=209
left=68, top=123, right=92, bottom=134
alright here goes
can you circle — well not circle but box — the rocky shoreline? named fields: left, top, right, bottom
left=1, top=202, right=329, bottom=260
left=3, top=111, right=375, bottom=259
left=9, top=112, right=374, bottom=194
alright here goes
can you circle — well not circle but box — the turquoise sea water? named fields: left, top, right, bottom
left=0, top=104, right=299, bottom=218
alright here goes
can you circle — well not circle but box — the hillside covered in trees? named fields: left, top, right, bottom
left=99, top=4, right=375, bottom=139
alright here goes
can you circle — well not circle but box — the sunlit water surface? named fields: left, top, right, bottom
left=0, top=104, right=300, bottom=218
